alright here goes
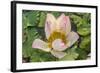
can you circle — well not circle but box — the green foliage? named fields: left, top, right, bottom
left=22, top=10, right=91, bottom=62
left=59, top=45, right=79, bottom=61
left=23, top=11, right=40, bottom=27
left=22, top=28, right=40, bottom=57
left=30, top=50, right=57, bottom=62
left=76, top=48, right=88, bottom=59
left=79, top=36, right=91, bottom=52
left=77, top=28, right=90, bottom=36
left=38, top=12, right=46, bottom=27
left=51, top=12, right=60, bottom=18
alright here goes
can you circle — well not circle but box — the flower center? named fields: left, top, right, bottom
left=47, top=31, right=67, bottom=48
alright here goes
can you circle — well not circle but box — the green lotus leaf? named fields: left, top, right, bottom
left=79, top=36, right=91, bottom=52
left=23, top=11, right=40, bottom=27
left=30, top=49, right=57, bottom=62
left=22, top=14, right=30, bottom=29
left=22, top=27, right=41, bottom=58
left=76, top=48, right=88, bottom=59
left=59, top=45, right=79, bottom=61
left=70, top=14, right=82, bottom=28
left=38, top=12, right=46, bottom=27
left=77, top=28, right=90, bottom=36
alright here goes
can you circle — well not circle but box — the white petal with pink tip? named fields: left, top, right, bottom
left=51, top=50, right=66, bottom=59
left=45, top=13, right=56, bottom=39
left=32, top=39, right=51, bottom=52
left=57, top=13, right=71, bottom=35
left=66, top=31, right=79, bottom=47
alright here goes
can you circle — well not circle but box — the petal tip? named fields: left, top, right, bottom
left=47, top=13, right=53, bottom=17
left=51, top=50, right=66, bottom=59
left=61, top=13, right=65, bottom=16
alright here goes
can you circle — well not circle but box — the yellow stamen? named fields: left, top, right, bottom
left=47, top=31, right=67, bottom=48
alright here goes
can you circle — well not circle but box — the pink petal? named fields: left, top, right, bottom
left=66, top=31, right=79, bottom=47
left=57, top=13, right=71, bottom=35
left=45, top=13, right=56, bottom=39
left=32, top=39, right=51, bottom=52
left=52, top=39, right=67, bottom=51
left=51, top=50, right=66, bottom=59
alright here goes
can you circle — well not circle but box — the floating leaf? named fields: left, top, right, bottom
left=22, top=27, right=41, bottom=57
left=22, top=14, right=30, bottom=29
left=59, top=45, right=79, bottom=61
left=70, top=14, right=82, bottom=28
left=30, top=49, right=57, bottom=62
left=76, top=48, right=87, bottom=59
left=77, top=28, right=90, bottom=36
left=60, top=52, right=78, bottom=61
left=79, top=36, right=91, bottom=52
left=38, top=12, right=46, bottom=27
left=23, top=11, right=40, bottom=27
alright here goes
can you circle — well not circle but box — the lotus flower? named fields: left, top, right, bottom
left=32, top=13, right=79, bottom=59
